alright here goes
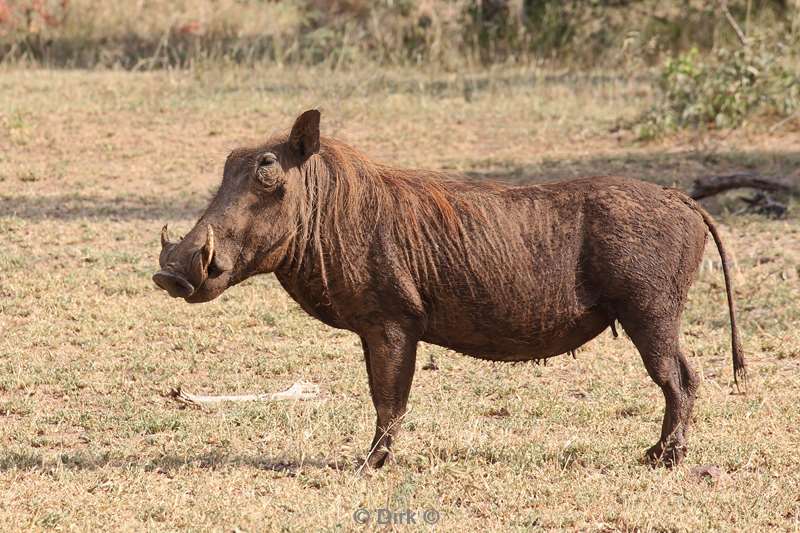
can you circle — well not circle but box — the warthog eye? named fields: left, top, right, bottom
left=259, top=153, right=277, bottom=168
left=255, top=152, right=282, bottom=191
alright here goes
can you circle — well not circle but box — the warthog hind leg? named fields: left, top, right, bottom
left=620, top=314, right=699, bottom=467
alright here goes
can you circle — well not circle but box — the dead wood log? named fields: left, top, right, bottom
left=689, top=173, right=794, bottom=200
left=737, top=191, right=788, bottom=218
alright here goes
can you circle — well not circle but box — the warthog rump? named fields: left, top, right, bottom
left=153, top=110, right=746, bottom=468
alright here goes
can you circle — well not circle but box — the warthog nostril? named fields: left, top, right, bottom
left=152, top=270, right=195, bottom=298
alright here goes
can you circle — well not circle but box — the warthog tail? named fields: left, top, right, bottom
left=674, top=191, right=748, bottom=392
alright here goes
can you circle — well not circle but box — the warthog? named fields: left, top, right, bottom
left=153, top=110, right=746, bottom=468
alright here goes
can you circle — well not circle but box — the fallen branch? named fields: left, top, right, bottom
left=689, top=173, right=793, bottom=200
left=720, top=1, right=748, bottom=46
left=768, top=110, right=800, bottom=133
left=736, top=191, right=788, bottom=218
left=168, top=381, right=320, bottom=407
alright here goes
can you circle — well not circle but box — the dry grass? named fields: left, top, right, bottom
left=2, top=1, right=798, bottom=69
left=0, top=65, right=799, bottom=531
left=0, top=0, right=472, bottom=68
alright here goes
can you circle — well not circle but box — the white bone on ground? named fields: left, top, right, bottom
left=170, top=382, right=319, bottom=405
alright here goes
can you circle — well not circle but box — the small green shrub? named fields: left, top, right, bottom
left=636, top=38, right=800, bottom=139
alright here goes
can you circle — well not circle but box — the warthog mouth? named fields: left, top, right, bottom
left=152, top=270, right=195, bottom=298
left=154, top=223, right=232, bottom=301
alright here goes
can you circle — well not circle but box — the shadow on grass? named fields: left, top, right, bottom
left=0, top=193, right=207, bottom=222
left=461, top=150, right=800, bottom=189
left=1, top=150, right=797, bottom=222
left=0, top=449, right=356, bottom=476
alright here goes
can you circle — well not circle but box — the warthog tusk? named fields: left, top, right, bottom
left=204, top=224, right=215, bottom=266
left=168, top=382, right=320, bottom=408
left=161, top=224, right=170, bottom=247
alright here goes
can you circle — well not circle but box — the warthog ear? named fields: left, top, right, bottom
left=289, top=109, right=321, bottom=160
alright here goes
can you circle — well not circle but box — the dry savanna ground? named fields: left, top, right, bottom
left=1, top=66, right=799, bottom=531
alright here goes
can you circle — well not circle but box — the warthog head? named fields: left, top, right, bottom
left=153, top=109, right=321, bottom=302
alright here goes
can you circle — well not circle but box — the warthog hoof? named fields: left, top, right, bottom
left=646, top=442, right=687, bottom=468
left=366, top=446, right=392, bottom=469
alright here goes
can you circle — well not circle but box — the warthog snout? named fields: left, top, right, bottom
left=153, top=223, right=227, bottom=300
left=152, top=270, right=195, bottom=298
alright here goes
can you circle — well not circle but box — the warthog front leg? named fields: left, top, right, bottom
left=360, top=325, right=418, bottom=469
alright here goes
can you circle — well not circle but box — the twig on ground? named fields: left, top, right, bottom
left=720, top=1, right=748, bottom=46
left=422, top=353, right=439, bottom=370
left=768, top=111, right=800, bottom=133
